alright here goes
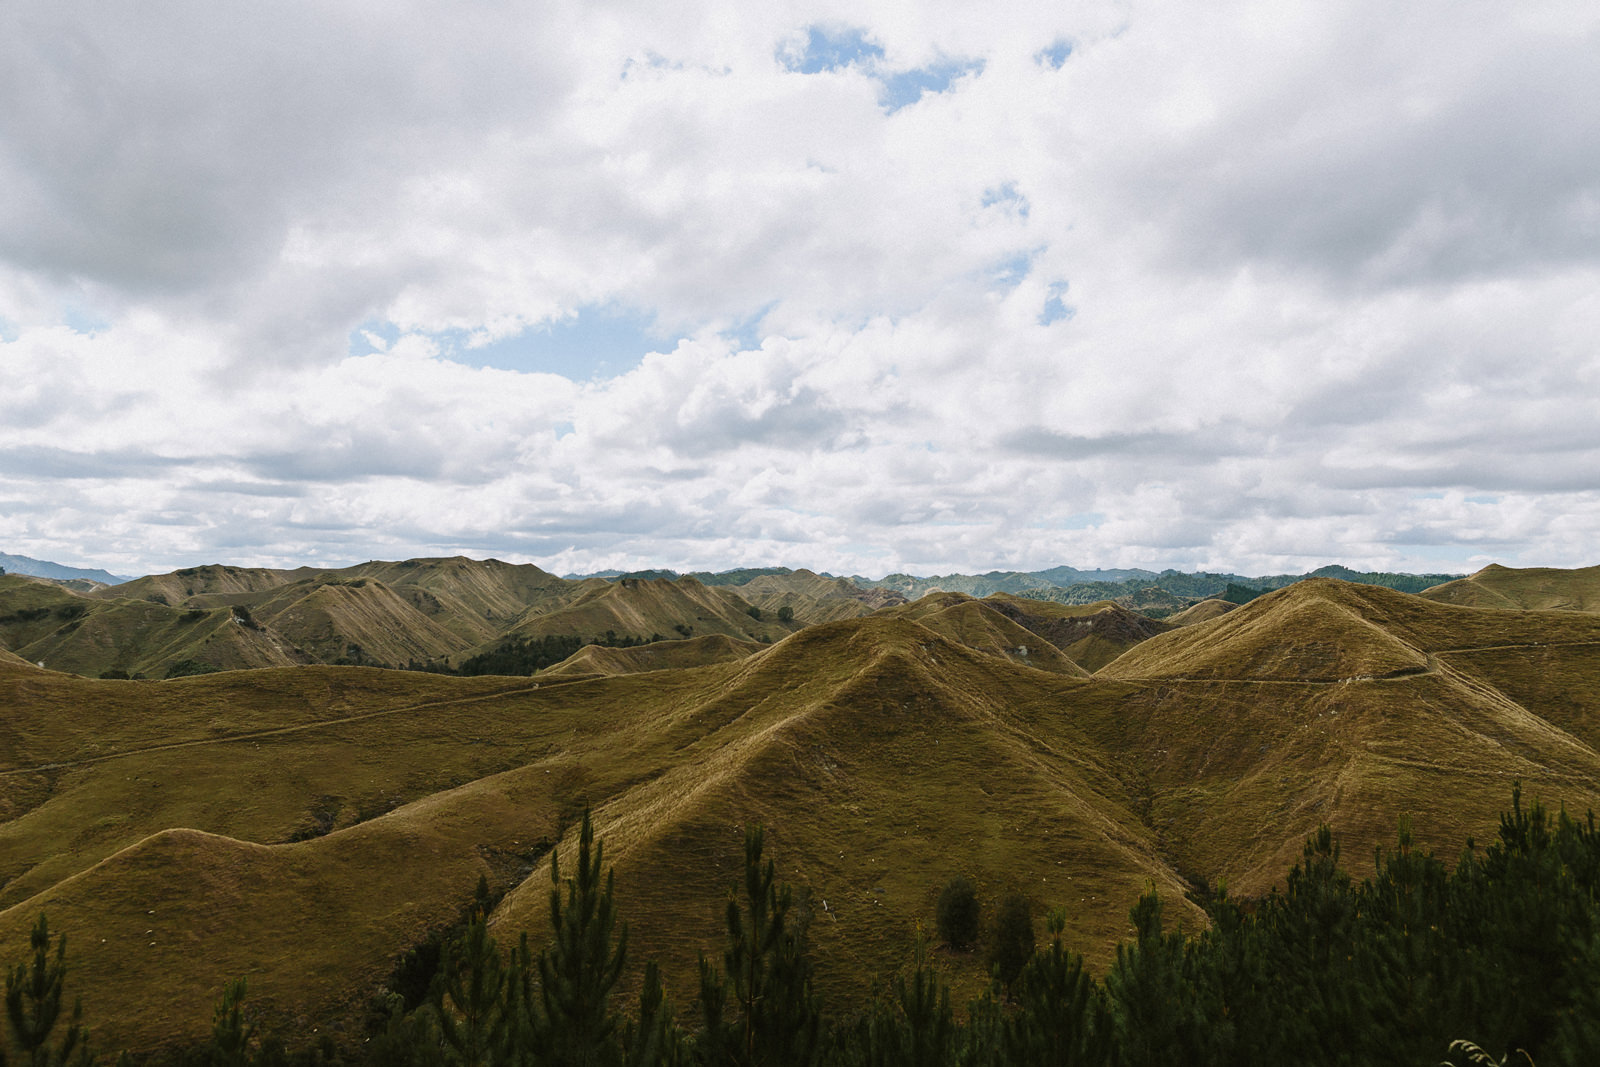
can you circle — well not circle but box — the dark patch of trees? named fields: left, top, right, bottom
left=11, top=787, right=1600, bottom=1066
left=454, top=632, right=665, bottom=677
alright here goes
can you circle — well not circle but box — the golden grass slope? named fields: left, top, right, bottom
left=0, top=574, right=299, bottom=678
left=505, top=575, right=793, bottom=645
left=1166, top=599, right=1237, bottom=626
left=873, top=594, right=1089, bottom=676
left=539, top=634, right=765, bottom=678
left=1101, top=579, right=1432, bottom=682
left=738, top=569, right=901, bottom=624
left=6, top=577, right=1600, bottom=1053
left=1419, top=562, right=1600, bottom=612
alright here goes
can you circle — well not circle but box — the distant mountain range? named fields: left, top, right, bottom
left=581, top=562, right=1466, bottom=607
left=0, top=552, right=130, bottom=585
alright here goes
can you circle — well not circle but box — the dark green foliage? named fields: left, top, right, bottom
left=1219, top=583, right=1265, bottom=605
left=430, top=910, right=509, bottom=1066
left=4, top=913, right=90, bottom=1066
left=1005, top=911, right=1112, bottom=1067
left=744, top=606, right=762, bottom=621
left=870, top=935, right=957, bottom=1067
left=163, top=658, right=221, bottom=679
left=934, top=877, right=980, bottom=951
left=456, top=633, right=662, bottom=676
left=207, top=979, right=253, bottom=1067
left=987, top=893, right=1033, bottom=993
left=539, top=809, right=627, bottom=1065
left=698, top=826, right=820, bottom=1066
left=775, top=607, right=794, bottom=624
left=619, top=963, right=686, bottom=1067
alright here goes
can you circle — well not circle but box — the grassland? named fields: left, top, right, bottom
left=3, top=570, right=1600, bottom=1055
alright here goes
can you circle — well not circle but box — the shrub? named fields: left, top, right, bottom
left=777, top=605, right=795, bottom=623
left=989, top=891, right=1035, bottom=990
left=936, top=875, right=982, bottom=951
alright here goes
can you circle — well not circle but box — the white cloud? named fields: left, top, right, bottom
left=2, top=0, right=1598, bottom=578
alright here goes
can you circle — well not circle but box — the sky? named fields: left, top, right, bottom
left=2, top=1, right=1598, bottom=580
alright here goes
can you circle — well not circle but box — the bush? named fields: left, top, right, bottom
left=936, top=875, right=981, bottom=951
left=777, top=605, right=795, bottom=624
left=989, top=891, right=1035, bottom=989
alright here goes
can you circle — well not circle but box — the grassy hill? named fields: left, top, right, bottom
left=1418, top=562, right=1600, bottom=611
left=0, top=559, right=906, bottom=680
left=538, top=633, right=765, bottom=678
left=4, top=572, right=1600, bottom=1055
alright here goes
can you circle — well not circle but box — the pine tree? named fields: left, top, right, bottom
left=206, top=978, right=252, bottom=1067
left=620, top=962, right=686, bottom=1067
left=697, top=826, right=819, bottom=1066
left=432, top=905, right=510, bottom=1066
left=539, top=809, right=628, bottom=1067
left=4, top=914, right=90, bottom=1067
left=1005, top=910, right=1112, bottom=1067
left=875, top=933, right=956, bottom=1067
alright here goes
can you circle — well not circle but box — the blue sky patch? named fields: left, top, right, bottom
left=349, top=307, right=677, bottom=381
left=1036, top=40, right=1073, bottom=69
left=1040, top=281, right=1075, bottom=325
left=781, top=25, right=883, bottom=74
left=989, top=252, right=1034, bottom=290
left=982, top=182, right=1029, bottom=217
left=878, top=57, right=984, bottom=112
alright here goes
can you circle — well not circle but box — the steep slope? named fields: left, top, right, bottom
left=1419, top=563, right=1600, bottom=612
left=246, top=577, right=474, bottom=666
left=493, top=616, right=1186, bottom=1008
left=738, top=568, right=904, bottom=623
left=343, top=556, right=576, bottom=637
left=539, top=634, right=764, bottom=678
left=1101, top=580, right=1432, bottom=682
left=983, top=594, right=1175, bottom=672
left=1166, top=599, right=1237, bottom=626
left=0, top=574, right=299, bottom=677
left=504, top=575, right=791, bottom=645
left=873, top=594, right=1089, bottom=676
left=1090, top=579, right=1600, bottom=894
left=103, top=564, right=306, bottom=605
left=8, top=584, right=1600, bottom=1053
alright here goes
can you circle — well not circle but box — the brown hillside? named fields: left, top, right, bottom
left=0, top=575, right=299, bottom=678
left=739, top=569, right=903, bottom=624
left=493, top=616, right=1190, bottom=1010
left=1101, top=580, right=1433, bottom=682
left=539, top=633, right=764, bottom=678
left=248, top=578, right=474, bottom=666
left=1419, top=562, right=1600, bottom=612
left=7, top=582, right=1600, bottom=1053
left=873, top=595, right=1089, bottom=676
left=505, top=575, right=789, bottom=645
left=104, top=564, right=306, bottom=605
left=983, top=594, right=1174, bottom=672
left=1166, top=599, right=1237, bottom=626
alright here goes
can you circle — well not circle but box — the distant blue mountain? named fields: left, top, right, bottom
left=0, top=552, right=131, bottom=585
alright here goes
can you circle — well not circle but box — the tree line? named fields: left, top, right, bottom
left=6, top=786, right=1599, bottom=1065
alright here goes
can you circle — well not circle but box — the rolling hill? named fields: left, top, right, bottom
left=1418, top=562, right=1600, bottom=612
left=4, top=570, right=1600, bottom=1055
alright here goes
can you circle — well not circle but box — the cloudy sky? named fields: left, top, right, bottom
left=3, top=1, right=1598, bottom=580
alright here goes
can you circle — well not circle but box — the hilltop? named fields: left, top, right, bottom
left=4, top=566, right=1600, bottom=1054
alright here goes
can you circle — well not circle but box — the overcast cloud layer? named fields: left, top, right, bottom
left=3, top=0, right=1599, bottom=579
